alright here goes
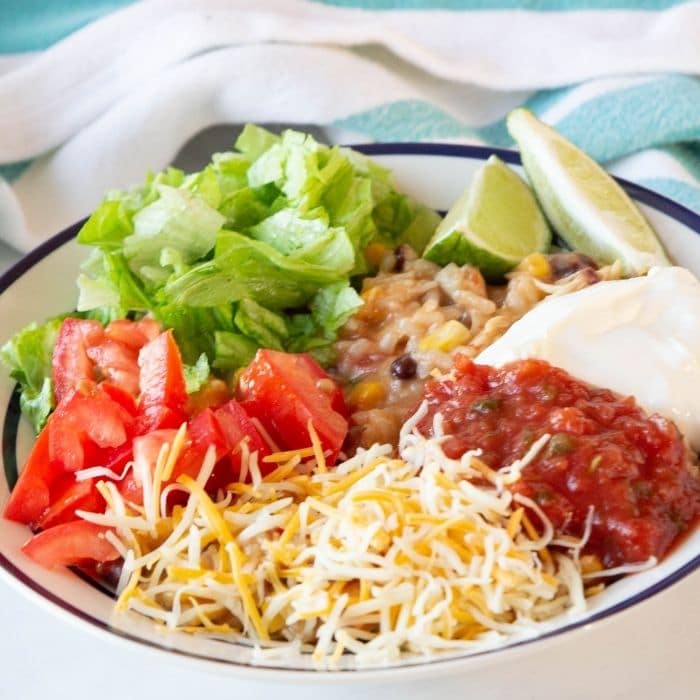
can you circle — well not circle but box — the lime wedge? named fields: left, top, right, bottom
left=423, top=154, right=551, bottom=279
left=506, top=108, right=670, bottom=274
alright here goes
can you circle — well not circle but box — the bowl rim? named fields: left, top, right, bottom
left=0, top=142, right=699, bottom=682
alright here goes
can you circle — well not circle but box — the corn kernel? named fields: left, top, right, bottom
left=364, top=242, right=389, bottom=267
left=360, top=285, right=382, bottom=303
left=518, top=253, right=551, bottom=280
left=419, top=320, right=470, bottom=352
left=579, top=554, right=603, bottom=574
left=348, top=381, right=386, bottom=410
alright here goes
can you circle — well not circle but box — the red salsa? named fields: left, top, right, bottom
left=418, top=357, right=700, bottom=568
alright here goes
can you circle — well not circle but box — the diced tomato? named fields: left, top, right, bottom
left=127, top=429, right=181, bottom=505
left=34, top=477, right=103, bottom=530
left=134, top=428, right=177, bottom=457
left=295, top=354, right=348, bottom=418
left=104, top=318, right=161, bottom=350
left=3, top=427, right=53, bottom=525
left=86, top=339, right=140, bottom=396
left=118, top=472, right=142, bottom=505
left=238, top=350, right=348, bottom=464
left=135, top=404, right=187, bottom=434
left=49, top=383, right=132, bottom=473
left=100, top=382, right=139, bottom=417
left=138, top=330, right=188, bottom=413
left=100, top=442, right=133, bottom=473
left=215, top=399, right=272, bottom=477
left=52, top=318, right=104, bottom=404
left=188, top=408, right=228, bottom=461
left=22, top=521, right=119, bottom=569
left=238, top=398, right=283, bottom=451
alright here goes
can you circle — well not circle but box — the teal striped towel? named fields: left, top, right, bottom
left=1, top=0, right=700, bottom=251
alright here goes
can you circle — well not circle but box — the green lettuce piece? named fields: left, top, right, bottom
left=285, top=315, right=337, bottom=366
left=1, top=319, right=61, bottom=432
left=212, top=331, right=257, bottom=371
left=154, top=304, right=234, bottom=365
left=77, top=168, right=186, bottom=250
left=77, top=250, right=152, bottom=314
left=234, top=298, right=288, bottom=351
left=124, top=185, right=224, bottom=284
left=20, top=377, right=54, bottom=435
left=219, top=186, right=272, bottom=231
left=235, top=123, right=280, bottom=160
left=77, top=199, right=133, bottom=251
left=182, top=165, right=223, bottom=209
left=184, top=353, right=211, bottom=393
left=164, top=231, right=346, bottom=309
left=249, top=208, right=330, bottom=254
left=249, top=207, right=356, bottom=274
left=311, top=282, right=363, bottom=338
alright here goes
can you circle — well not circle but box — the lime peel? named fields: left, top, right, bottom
left=506, top=108, right=670, bottom=275
left=423, top=154, right=551, bottom=279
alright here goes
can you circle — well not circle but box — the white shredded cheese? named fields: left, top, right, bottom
left=91, top=416, right=601, bottom=667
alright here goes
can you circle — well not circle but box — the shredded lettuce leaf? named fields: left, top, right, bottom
left=212, top=331, right=258, bottom=371
left=4, top=123, right=439, bottom=430
left=184, top=353, right=211, bottom=394
left=1, top=320, right=61, bottom=432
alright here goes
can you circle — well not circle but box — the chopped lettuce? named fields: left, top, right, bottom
left=163, top=231, right=347, bottom=309
left=184, top=353, right=211, bottom=394
left=311, top=282, right=363, bottom=338
left=68, top=124, right=441, bottom=374
left=125, top=185, right=224, bottom=285
left=1, top=319, right=61, bottom=432
left=212, top=331, right=257, bottom=371
left=234, top=299, right=288, bottom=351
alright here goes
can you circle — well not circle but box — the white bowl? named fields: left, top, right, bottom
left=0, top=144, right=698, bottom=682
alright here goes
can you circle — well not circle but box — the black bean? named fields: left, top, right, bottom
left=390, top=354, right=417, bottom=379
left=549, top=252, right=598, bottom=280
left=394, top=245, right=406, bottom=272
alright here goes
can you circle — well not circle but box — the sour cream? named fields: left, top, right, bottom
left=477, top=266, right=700, bottom=450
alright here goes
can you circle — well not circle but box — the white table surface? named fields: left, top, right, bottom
left=0, top=244, right=698, bottom=700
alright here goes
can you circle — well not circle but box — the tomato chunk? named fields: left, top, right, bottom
left=34, top=477, right=103, bottom=531
left=138, top=330, right=187, bottom=413
left=100, top=382, right=139, bottom=417
left=4, top=384, right=129, bottom=527
left=3, top=427, right=52, bottom=525
left=86, top=339, right=140, bottom=396
left=49, top=383, right=132, bottom=473
left=22, top=521, right=119, bottom=569
left=215, top=400, right=272, bottom=477
left=238, top=350, right=348, bottom=464
left=52, top=318, right=103, bottom=404
left=131, top=429, right=177, bottom=489
left=188, top=408, right=228, bottom=461
left=104, top=318, right=160, bottom=350
left=295, top=354, right=348, bottom=418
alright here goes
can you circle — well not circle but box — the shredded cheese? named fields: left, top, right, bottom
left=94, top=412, right=602, bottom=668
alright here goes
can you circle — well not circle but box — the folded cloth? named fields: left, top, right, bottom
left=1, top=0, right=700, bottom=252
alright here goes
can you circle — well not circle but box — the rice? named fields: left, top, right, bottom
left=333, top=247, right=622, bottom=450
